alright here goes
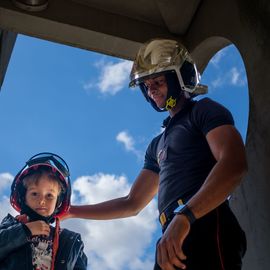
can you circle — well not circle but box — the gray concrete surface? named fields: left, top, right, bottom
left=0, top=0, right=269, bottom=268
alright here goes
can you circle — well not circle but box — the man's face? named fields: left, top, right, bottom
left=144, top=75, right=168, bottom=109
left=25, top=175, right=60, bottom=217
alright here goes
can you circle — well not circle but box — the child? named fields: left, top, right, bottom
left=0, top=152, right=87, bottom=270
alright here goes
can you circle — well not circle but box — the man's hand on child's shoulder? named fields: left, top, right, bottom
left=58, top=205, right=74, bottom=221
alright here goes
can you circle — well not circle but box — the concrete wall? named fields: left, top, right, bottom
left=184, top=1, right=270, bottom=268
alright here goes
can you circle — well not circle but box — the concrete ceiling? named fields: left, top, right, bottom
left=0, top=0, right=206, bottom=71
left=0, top=0, right=230, bottom=89
left=1, top=1, right=270, bottom=270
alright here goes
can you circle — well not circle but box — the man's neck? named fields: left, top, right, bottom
left=168, top=95, right=188, bottom=117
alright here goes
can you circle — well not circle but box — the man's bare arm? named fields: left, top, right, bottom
left=187, top=124, right=248, bottom=218
left=62, top=169, right=159, bottom=220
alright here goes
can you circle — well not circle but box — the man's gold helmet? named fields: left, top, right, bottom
left=129, top=39, right=207, bottom=111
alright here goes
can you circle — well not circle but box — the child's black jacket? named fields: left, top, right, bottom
left=0, top=214, right=87, bottom=270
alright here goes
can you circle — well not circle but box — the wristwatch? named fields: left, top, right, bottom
left=174, top=205, right=196, bottom=225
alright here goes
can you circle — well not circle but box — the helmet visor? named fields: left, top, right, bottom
left=26, top=152, right=70, bottom=178
left=132, top=65, right=198, bottom=89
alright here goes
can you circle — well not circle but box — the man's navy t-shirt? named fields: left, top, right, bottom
left=143, top=98, right=234, bottom=213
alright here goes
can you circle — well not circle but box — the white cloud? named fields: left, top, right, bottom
left=211, top=76, right=223, bottom=88
left=0, top=195, right=17, bottom=221
left=0, top=173, right=18, bottom=221
left=210, top=49, right=227, bottom=67
left=230, top=67, right=246, bottom=86
left=63, top=173, right=158, bottom=270
left=71, top=173, right=130, bottom=204
left=116, top=131, right=144, bottom=160
left=231, top=67, right=240, bottom=84
left=82, top=81, right=95, bottom=90
left=210, top=67, right=246, bottom=89
left=0, top=172, right=13, bottom=192
left=116, top=131, right=135, bottom=152
left=84, top=60, right=133, bottom=95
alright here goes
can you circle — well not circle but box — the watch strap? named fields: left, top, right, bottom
left=176, top=205, right=196, bottom=225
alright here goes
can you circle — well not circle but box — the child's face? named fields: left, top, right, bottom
left=25, top=175, right=60, bottom=217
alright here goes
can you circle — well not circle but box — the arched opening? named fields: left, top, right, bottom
left=0, top=35, right=249, bottom=270
left=198, top=44, right=249, bottom=142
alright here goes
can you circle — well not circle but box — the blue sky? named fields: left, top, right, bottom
left=0, top=35, right=248, bottom=270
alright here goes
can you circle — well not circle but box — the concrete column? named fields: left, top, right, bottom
left=185, top=1, right=270, bottom=269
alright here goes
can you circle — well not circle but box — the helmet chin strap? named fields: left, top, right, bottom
left=20, top=203, right=56, bottom=224
left=139, top=72, right=191, bottom=112
left=165, top=96, right=177, bottom=110
left=163, top=72, right=186, bottom=111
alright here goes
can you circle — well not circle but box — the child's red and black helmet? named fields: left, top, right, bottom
left=10, top=152, right=71, bottom=218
